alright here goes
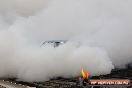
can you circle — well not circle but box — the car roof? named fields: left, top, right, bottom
left=43, top=40, right=67, bottom=43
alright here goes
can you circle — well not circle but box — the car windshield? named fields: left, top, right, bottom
left=41, top=40, right=67, bottom=47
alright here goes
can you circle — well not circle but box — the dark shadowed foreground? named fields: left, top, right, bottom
left=0, top=68, right=131, bottom=88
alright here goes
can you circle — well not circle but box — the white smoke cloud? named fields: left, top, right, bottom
left=0, top=0, right=48, bottom=16
left=0, top=0, right=131, bottom=82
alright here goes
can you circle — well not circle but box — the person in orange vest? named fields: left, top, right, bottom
left=78, top=67, right=93, bottom=88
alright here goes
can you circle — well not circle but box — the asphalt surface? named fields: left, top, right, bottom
left=0, top=68, right=132, bottom=88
